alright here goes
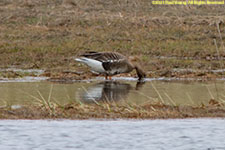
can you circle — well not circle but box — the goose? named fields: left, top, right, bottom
left=75, top=51, right=146, bottom=80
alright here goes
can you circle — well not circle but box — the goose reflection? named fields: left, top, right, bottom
left=80, top=81, right=145, bottom=103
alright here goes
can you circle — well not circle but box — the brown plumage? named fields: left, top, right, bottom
left=75, top=51, right=146, bottom=80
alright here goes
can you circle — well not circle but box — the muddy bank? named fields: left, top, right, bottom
left=41, top=67, right=225, bottom=82
left=1, top=67, right=225, bottom=82
left=0, top=100, right=224, bottom=119
left=45, top=68, right=225, bottom=81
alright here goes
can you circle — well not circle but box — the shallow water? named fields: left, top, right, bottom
left=0, top=76, right=48, bottom=82
left=0, top=119, right=225, bottom=150
left=0, top=79, right=225, bottom=106
left=0, top=68, right=44, bottom=75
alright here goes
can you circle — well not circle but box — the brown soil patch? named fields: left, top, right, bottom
left=0, top=100, right=225, bottom=119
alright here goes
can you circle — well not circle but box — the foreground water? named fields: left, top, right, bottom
left=0, top=79, right=225, bottom=106
left=0, top=119, right=224, bottom=150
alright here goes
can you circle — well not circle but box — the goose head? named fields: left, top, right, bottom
left=128, top=56, right=146, bottom=80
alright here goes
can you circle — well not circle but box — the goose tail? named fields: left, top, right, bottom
left=75, top=57, right=87, bottom=63
left=74, top=57, right=105, bottom=73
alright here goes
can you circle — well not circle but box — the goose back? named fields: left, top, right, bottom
left=80, top=52, right=134, bottom=75
left=81, top=52, right=125, bottom=62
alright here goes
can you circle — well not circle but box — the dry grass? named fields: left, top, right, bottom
left=0, top=0, right=225, bottom=78
left=0, top=99, right=225, bottom=119
left=1, top=1, right=225, bottom=119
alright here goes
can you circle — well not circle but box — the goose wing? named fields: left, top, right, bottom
left=81, top=51, right=125, bottom=62
left=102, top=59, right=131, bottom=73
left=80, top=52, right=133, bottom=74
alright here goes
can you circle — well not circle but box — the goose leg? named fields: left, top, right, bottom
left=109, top=76, right=112, bottom=80
left=105, top=75, right=108, bottom=80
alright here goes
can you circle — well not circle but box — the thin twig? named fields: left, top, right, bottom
left=214, top=39, right=223, bottom=69
left=164, top=92, right=176, bottom=106
left=151, top=82, right=165, bottom=104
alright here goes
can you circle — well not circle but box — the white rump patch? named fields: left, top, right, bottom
left=75, top=57, right=105, bottom=73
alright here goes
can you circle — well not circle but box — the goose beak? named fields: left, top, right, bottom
left=137, top=72, right=146, bottom=80
left=134, top=64, right=146, bottom=80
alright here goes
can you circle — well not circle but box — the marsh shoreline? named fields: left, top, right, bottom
left=0, top=1, right=225, bottom=119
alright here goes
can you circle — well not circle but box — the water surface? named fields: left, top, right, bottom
left=0, top=80, right=225, bottom=106
left=0, top=119, right=224, bottom=150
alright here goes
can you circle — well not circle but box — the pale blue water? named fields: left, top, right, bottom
left=0, top=119, right=225, bottom=150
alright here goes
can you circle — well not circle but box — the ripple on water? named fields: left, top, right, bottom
left=0, top=77, right=49, bottom=82
left=0, top=119, right=225, bottom=150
